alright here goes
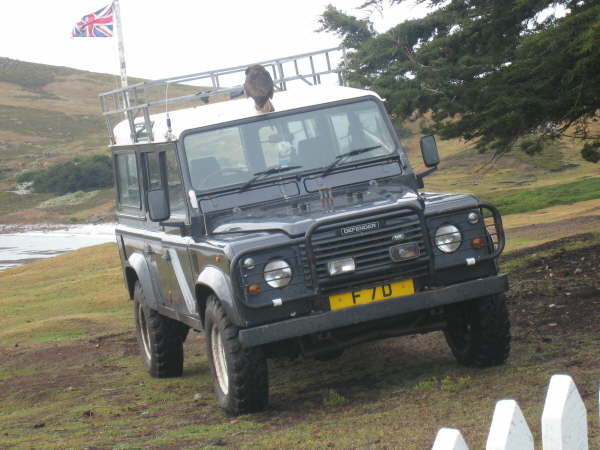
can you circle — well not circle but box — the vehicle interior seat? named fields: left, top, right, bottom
left=297, top=136, right=334, bottom=169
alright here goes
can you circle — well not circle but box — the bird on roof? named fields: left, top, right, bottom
left=244, top=65, right=275, bottom=113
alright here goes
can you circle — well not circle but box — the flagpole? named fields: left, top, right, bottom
left=113, top=0, right=128, bottom=91
left=112, top=0, right=133, bottom=135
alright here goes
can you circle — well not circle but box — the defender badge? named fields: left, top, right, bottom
left=340, top=221, right=380, bottom=236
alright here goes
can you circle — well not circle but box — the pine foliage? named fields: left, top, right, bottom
left=320, top=1, right=600, bottom=161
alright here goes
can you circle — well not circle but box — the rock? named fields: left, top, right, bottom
left=193, top=393, right=203, bottom=401
left=574, top=268, right=582, bottom=274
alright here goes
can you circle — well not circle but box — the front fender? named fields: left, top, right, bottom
left=128, top=251, right=161, bottom=309
left=196, top=265, right=244, bottom=326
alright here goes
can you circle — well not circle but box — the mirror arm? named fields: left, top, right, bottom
left=416, top=166, right=438, bottom=189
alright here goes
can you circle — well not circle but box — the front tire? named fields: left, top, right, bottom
left=204, top=295, right=268, bottom=415
left=444, top=294, right=511, bottom=367
left=133, top=281, right=187, bottom=378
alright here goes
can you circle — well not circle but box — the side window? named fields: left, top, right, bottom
left=165, top=150, right=186, bottom=216
left=115, top=153, right=140, bottom=209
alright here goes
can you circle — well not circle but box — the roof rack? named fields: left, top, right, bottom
left=99, top=47, right=347, bottom=145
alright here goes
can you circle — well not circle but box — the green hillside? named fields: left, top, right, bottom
left=0, top=58, right=115, bottom=187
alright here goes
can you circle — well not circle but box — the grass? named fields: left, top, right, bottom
left=1, top=236, right=600, bottom=448
left=0, top=191, right=51, bottom=216
left=0, top=243, right=127, bottom=345
left=0, top=104, right=103, bottom=141
left=483, top=176, right=600, bottom=215
left=0, top=188, right=115, bottom=224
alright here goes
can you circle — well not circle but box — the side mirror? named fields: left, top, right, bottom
left=420, top=135, right=440, bottom=168
left=148, top=189, right=170, bottom=222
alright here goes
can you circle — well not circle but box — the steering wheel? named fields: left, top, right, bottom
left=199, top=167, right=248, bottom=187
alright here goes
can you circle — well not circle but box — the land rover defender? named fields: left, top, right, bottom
left=101, top=48, right=510, bottom=415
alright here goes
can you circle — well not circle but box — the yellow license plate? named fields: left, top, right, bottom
left=329, top=279, right=415, bottom=311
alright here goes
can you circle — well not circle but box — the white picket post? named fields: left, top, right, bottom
left=541, top=374, right=588, bottom=450
left=486, top=399, right=534, bottom=450
left=431, top=428, right=469, bottom=450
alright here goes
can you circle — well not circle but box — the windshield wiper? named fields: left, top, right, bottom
left=321, top=145, right=382, bottom=177
left=240, top=165, right=303, bottom=191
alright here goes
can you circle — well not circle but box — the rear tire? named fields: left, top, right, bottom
left=444, top=294, right=511, bottom=367
left=133, top=281, right=187, bottom=378
left=204, top=295, right=268, bottom=415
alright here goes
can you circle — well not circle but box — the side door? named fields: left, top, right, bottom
left=142, top=145, right=199, bottom=319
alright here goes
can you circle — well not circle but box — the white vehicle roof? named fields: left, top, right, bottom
left=113, top=85, right=382, bottom=146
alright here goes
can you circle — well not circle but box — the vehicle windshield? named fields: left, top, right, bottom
left=183, top=99, right=397, bottom=191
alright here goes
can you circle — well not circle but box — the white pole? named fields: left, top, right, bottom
left=113, top=0, right=128, bottom=91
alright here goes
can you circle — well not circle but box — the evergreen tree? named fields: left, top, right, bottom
left=320, top=0, right=600, bottom=162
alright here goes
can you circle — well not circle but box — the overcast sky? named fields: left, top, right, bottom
left=0, top=0, right=428, bottom=81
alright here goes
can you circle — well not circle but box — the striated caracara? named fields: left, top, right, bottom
left=244, top=65, right=275, bottom=113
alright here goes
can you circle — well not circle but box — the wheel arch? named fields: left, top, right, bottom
left=128, top=251, right=161, bottom=309
left=195, top=266, right=244, bottom=327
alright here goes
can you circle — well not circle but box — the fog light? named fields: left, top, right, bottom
left=389, top=243, right=420, bottom=262
left=327, top=258, right=355, bottom=276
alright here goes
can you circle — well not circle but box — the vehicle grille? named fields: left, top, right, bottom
left=303, top=207, right=430, bottom=293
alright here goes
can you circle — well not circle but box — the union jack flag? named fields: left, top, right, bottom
left=72, top=3, right=114, bottom=37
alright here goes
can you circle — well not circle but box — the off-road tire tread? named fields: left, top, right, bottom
left=134, top=282, right=187, bottom=378
left=205, top=296, right=268, bottom=415
left=445, top=294, right=511, bottom=367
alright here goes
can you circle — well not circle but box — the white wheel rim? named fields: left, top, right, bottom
left=137, top=302, right=152, bottom=361
left=211, top=324, right=229, bottom=395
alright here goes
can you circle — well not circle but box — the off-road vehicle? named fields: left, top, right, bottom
left=101, top=48, right=510, bottom=415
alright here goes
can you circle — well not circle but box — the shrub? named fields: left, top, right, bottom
left=16, top=170, right=42, bottom=183
left=30, top=154, right=113, bottom=195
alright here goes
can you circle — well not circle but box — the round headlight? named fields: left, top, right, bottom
left=264, top=260, right=292, bottom=288
left=435, top=224, right=462, bottom=253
